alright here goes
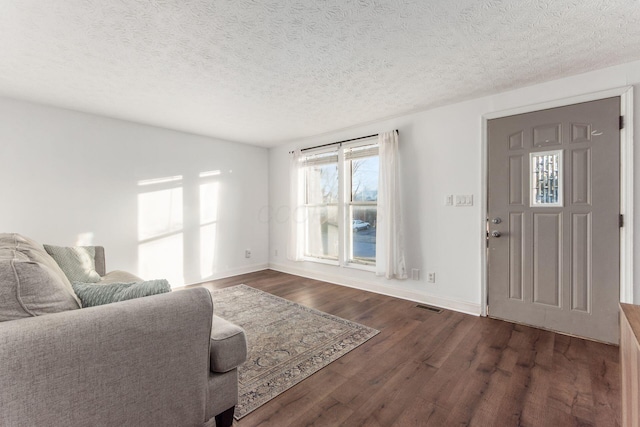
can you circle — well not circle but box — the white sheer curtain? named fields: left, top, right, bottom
left=287, top=149, right=304, bottom=261
left=376, top=131, right=407, bottom=279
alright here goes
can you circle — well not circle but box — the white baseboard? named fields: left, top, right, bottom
left=269, top=262, right=481, bottom=316
left=185, top=263, right=269, bottom=287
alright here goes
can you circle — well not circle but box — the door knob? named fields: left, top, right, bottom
left=491, top=231, right=501, bottom=238
left=492, top=217, right=502, bottom=224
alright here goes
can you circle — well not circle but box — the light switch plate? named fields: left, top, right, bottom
left=455, top=195, right=473, bottom=206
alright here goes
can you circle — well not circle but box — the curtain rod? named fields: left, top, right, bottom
left=289, top=129, right=398, bottom=154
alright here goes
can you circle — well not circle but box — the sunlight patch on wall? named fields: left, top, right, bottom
left=199, top=224, right=217, bottom=278
left=200, top=181, right=219, bottom=224
left=137, top=178, right=184, bottom=287
left=138, top=187, right=183, bottom=241
left=137, top=175, right=183, bottom=186
left=199, top=170, right=221, bottom=178
left=136, top=172, right=223, bottom=285
left=139, top=234, right=183, bottom=286
left=75, top=232, right=94, bottom=246
left=199, top=180, right=219, bottom=279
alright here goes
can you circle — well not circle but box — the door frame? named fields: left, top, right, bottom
left=480, top=86, right=634, bottom=317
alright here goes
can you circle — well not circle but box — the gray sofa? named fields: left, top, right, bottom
left=0, top=233, right=247, bottom=427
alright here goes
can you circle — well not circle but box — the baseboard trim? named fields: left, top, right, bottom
left=186, top=264, right=269, bottom=287
left=269, top=262, right=481, bottom=316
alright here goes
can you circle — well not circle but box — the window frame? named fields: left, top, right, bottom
left=529, top=149, right=564, bottom=207
left=299, top=138, right=379, bottom=271
left=301, top=149, right=340, bottom=264
left=345, top=144, right=379, bottom=269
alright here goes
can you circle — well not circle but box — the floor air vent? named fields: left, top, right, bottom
left=416, top=304, right=443, bottom=313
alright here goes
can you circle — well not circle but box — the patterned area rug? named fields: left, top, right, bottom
left=209, top=284, right=379, bottom=420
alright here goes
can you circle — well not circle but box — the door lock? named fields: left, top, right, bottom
left=491, top=231, right=501, bottom=238
left=491, top=217, right=502, bottom=224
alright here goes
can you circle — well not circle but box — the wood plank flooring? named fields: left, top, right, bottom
left=191, top=270, right=621, bottom=427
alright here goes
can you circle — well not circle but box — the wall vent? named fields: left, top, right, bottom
left=416, top=304, right=443, bottom=313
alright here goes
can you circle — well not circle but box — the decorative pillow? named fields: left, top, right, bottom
left=43, top=245, right=101, bottom=283
left=72, top=279, right=171, bottom=308
left=0, top=233, right=81, bottom=321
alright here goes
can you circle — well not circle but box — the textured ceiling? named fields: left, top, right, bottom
left=2, top=1, right=640, bottom=147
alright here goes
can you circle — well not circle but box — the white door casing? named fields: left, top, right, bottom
left=482, top=88, right=633, bottom=342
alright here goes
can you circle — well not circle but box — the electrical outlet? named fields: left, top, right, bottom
left=411, top=269, right=420, bottom=280
left=245, top=249, right=251, bottom=258
left=274, top=249, right=278, bottom=257
left=427, top=272, right=436, bottom=283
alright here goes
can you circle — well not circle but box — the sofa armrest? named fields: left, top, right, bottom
left=93, top=245, right=106, bottom=276
left=0, top=287, right=214, bottom=427
left=210, top=315, right=248, bottom=373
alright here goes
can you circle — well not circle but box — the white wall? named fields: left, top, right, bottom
left=269, top=59, right=640, bottom=313
left=3, top=60, right=639, bottom=306
left=0, top=97, right=269, bottom=287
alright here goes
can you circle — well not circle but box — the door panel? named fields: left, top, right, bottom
left=571, top=212, right=591, bottom=313
left=532, top=212, right=561, bottom=307
left=487, top=97, right=620, bottom=344
left=509, top=155, right=525, bottom=204
left=509, top=212, right=524, bottom=301
left=509, top=131, right=524, bottom=150
left=533, top=123, right=561, bottom=146
left=571, top=148, right=591, bottom=205
left=571, top=123, right=592, bottom=143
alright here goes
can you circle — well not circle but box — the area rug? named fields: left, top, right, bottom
left=209, top=284, right=379, bottom=419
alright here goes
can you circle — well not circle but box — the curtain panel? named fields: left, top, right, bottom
left=287, top=149, right=304, bottom=261
left=375, top=131, right=407, bottom=279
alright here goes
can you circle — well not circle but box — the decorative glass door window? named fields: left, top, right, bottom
left=530, top=150, right=563, bottom=207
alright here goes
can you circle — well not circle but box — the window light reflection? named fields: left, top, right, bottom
left=137, top=175, right=183, bottom=186
left=200, top=182, right=219, bottom=224
left=199, top=181, right=220, bottom=279
left=138, top=234, right=184, bottom=287
left=137, top=188, right=183, bottom=241
left=75, top=232, right=94, bottom=246
left=136, top=170, right=223, bottom=285
left=138, top=185, right=184, bottom=288
left=200, top=224, right=217, bottom=278
left=199, top=170, right=221, bottom=178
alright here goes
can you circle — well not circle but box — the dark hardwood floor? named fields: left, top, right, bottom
left=192, top=270, right=621, bottom=427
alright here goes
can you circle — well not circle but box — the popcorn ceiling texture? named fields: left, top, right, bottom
left=1, top=0, right=640, bottom=146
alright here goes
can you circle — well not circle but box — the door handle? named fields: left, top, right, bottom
left=491, top=231, right=501, bottom=238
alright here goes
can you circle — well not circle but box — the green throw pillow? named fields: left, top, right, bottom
left=72, top=279, right=171, bottom=308
left=44, top=245, right=101, bottom=283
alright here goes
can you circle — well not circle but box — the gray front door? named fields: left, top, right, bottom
left=487, top=97, right=621, bottom=344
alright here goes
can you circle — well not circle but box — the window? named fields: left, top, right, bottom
left=300, top=140, right=379, bottom=267
left=302, top=151, right=339, bottom=261
left=530, top=150, right=563, bottom=207
left=346, top=144, right=378, bottom=266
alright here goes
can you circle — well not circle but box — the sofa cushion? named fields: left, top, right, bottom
left=0, top=234, right=81, bottom=305
left=99, top=270, right=143, bottom=284
left=210, top=315, right=247, bottom=373
left=43, top=245, right=101, bottom=283
left=0, top=234, right=82, bottom=321
left=72, top=279, right=171, bottom=308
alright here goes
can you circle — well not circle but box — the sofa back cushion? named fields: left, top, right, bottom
left=0, top=234, right=81, bottom=322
